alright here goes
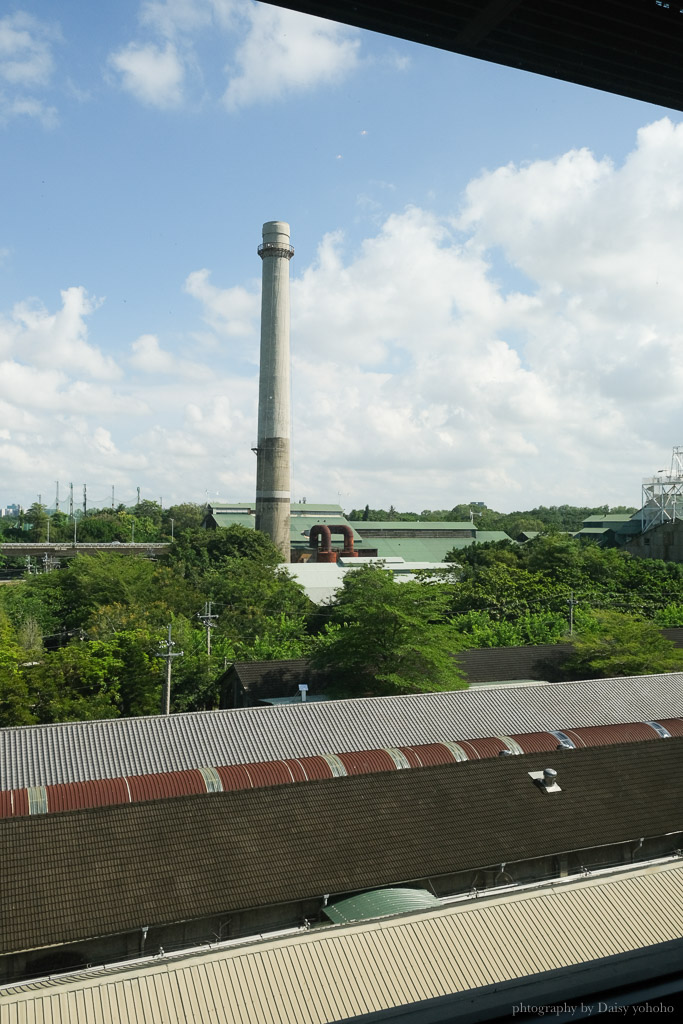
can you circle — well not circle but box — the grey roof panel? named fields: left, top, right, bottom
left=3, top=862, right=683, bottom=1024
left=2, top=673, right=683, bottom=789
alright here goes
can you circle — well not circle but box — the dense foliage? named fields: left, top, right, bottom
left=0, top=525, right=314, bottom=726
left=311, top=565, right=466, bottom=697
left=2, top=524, right=683, bottom=726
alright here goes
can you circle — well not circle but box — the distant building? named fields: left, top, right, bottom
left=203, top=502, right=513, bottom=563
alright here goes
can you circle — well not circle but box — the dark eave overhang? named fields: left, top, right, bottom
left=264, top=1, right=683, bottom=112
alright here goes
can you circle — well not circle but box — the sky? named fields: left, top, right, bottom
left=2, top=1, right=683, bottom=515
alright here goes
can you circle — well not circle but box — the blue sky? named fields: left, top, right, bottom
left=2, top=1, right=683, bottom=514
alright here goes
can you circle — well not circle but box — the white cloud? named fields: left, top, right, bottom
left=110, top=0, right=361, bottom=112
left=0, top=12, right=55, bottom=87
left=5, top=120, right=683, bottom=512
left=0, top=12, right=59, bottom=126
left=108, top=41, right=185, bottom=108
left=130, top=332, right=213, bottom=379
left=184, top=269, right=259, bottom=337
left=140, top=0, right=237, bottom=38
left=4, top=287, right=120, bottom=380
left=223, top=6, right=359, bottom=110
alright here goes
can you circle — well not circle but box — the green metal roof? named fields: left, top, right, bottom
left=209, top=502, right=345, bottom=514
left=575, top=527, right=611, bottom=535
left=370, top=537, right=465, bottom=562
left=349, top=520, right=474, bottom=532
left=207, top=511, right=255, bottom=528
left=583, top=514, right=635, bottom=524
left=322, top=887, right=440, bottom=925
left=474, top=531, right=513, bottom=542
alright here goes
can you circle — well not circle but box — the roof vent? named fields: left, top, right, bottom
left=528, top=767, right=561, bottom=793
left=498, top=749, right=513, bottom=757
left=556, top=741, right=573, bottom=750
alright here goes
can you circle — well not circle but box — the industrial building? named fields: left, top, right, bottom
left=5, top=1, right=683, bottom=1013
left=1, top=739, right=682, bottom=988
left=203, top=501, right=512, bottom=566
left=3, top=672, right=683, bottom=789
left=2, top=859, right=682, bottom=1023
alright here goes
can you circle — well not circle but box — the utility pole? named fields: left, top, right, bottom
left=55, top=481, right=60, bottom=512
left=567, top=589, right=578, bottom=635
left=137, top=486, right=140, bottom=506
left=69, top=483, right=74, bottom=517
left=83, top=484, right=87, bottom=516
left=197, top=601, right=219, bottom=670
left=111, top=485, right=115, bottom=509
left=156, top=625, right=183, bottom=716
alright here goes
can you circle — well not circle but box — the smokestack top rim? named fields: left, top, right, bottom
left=262, top=220, right=290, bottom=238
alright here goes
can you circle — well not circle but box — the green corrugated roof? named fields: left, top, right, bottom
left=348, top=521, right=474, bottom=531
left=575, top=527, right=611, bottom=535
left=370, top=537, right=466, bottom=561
left=208, top=511, right=255, bottom=528
left=323, top=888, right=439, bottom=925
left=474, top=531, right=513, bottom=542
left=583, top=514, right=635, bottom=524
left=210, top=502, right=344, bottom=514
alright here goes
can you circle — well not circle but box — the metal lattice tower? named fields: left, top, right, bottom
left=641, top=446, right=683, bottom=533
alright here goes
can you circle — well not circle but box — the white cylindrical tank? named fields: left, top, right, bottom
left=255, top=221, right=293, bottom=561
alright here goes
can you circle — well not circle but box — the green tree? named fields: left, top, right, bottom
left=0, top=608, right=35, bottom=726
left=311, top=565, right=466, bottom=696
left=164, top=524, right=283, bottom=584
left=26, top=639, right=123, bottom=723
left=561, top=610, right=683, bottom=679
left=161, top=503, right=207, bottom=537
left=25, top=502, right=49, bottom=542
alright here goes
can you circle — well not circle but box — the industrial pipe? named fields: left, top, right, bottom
left=309, top=524, right=337, bottom=562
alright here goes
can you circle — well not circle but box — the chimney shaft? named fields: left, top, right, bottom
left=256, top=221, right=293, bottom=561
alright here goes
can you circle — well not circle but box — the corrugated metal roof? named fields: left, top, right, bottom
left=4, top=742, right=681, bottom=959
left=349, top=521, right=475, bottom=532
left=5, top=720, right=679, bottom=818
left=209, top=503, right=344, bottom=514
left=2, top=673, right=683, bottom=790
left=583, top=514, right=635, bottom=524
left=322, top=887, right=439, bottom=924
left=3, top=861, right=683, bottom=1024
left=368, top=537, right=465, bottom=561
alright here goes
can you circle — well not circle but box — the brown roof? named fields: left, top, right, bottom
left=1, top=739, right=681, bottom=956
left=226, top=629, right=683, bottom=696
left=222, top=658, right=329, bottom=704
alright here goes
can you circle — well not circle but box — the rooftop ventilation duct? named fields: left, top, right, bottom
left=528, top=767, right=561, bottom=793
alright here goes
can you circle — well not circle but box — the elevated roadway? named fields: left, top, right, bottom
left=0, top=543, right=170, bottom=560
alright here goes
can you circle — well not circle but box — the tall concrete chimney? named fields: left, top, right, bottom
left=256, top=221, right=294, bottom=561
